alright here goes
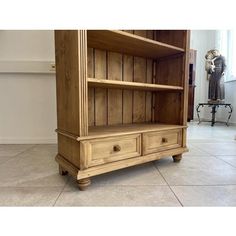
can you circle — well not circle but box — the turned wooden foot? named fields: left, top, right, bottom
left=77, top=178, right=91, bottom=191
left=173, top=154, right=182, bottom=162
left=59, top=165, right=68, bottom=176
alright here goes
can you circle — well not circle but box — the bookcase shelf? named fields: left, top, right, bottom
left=87, top=30, right=185, bottom=59
left=78, top=123, right=186, bottom=140
left=56, top=123, right=187, bottom=141
left=88, top=78, right=183, bottom=91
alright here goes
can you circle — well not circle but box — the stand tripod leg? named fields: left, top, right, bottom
left=211, top=105, right=216, bottom=126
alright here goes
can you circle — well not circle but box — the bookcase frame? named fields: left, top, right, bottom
left=55, top=30, right=190, bottom=190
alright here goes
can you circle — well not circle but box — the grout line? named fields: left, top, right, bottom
left=188, top=144, right=236, bottom=159
left=191, top=143, right=236, bottom=167
left=168, top=184, right=236, bottom=187
left=211, top=154, right=236, bottom=156
left=52, top=177, right=69, bottom=207
left=0, top=144, right=37, bottom=165
left=189, top=145, right=220, bottom=157
left=211, top=156, right=236, bottom=169
left=1, top=183, right=236, bottom=189
left=153, top=162, right=183, bottom=207
left=12, top=144, right=37, bottom=157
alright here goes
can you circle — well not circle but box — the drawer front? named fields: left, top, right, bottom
left=80, top=134, right=141, bottom=168
left=143, top=129, right=182, bottom=155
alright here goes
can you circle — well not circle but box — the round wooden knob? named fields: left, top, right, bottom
left=113, top=145, right=121, bottom=152
left=162, top=137, right=168, bottom=143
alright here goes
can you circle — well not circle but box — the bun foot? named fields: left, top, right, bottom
left=77, top=178, right=91, bottom=191
left=59, top=165, right=68, bottom=176
left=173, top=154, right=182, bottom=162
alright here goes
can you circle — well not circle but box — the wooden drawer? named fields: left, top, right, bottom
left=80, top=134, right=141, bottom=168
left=143, top=129, right=182, bottom=155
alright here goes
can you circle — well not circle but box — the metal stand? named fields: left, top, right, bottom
left=196, top=103, right=233, bottom=126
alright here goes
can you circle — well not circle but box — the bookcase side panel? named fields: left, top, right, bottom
left=181, top=31, right=190, bottom=147
left=55, top=30, right=88, bottom=136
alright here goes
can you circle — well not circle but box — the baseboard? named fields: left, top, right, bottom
left=0, top=60, right=55, bottom=74
left=0, top=137, right=57, bottom=144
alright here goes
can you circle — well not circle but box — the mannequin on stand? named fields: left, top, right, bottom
left=196, top=50, right=232, bottom=126
left=205, top=49, right=226, bottom=103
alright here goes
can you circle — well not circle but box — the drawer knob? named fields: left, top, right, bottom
left=113, top=145, right=121, bottom=152
left=162, top=137, right=168, bottom=143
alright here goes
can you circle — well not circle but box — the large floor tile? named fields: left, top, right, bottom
left=193, top=142, right=236, bottom=155
left=0, top=144, right=34, bottom=157
left=187, top=122, right=236, bottom=141
left=0, top=156, right=14, bottom=165
left=215, top=156, right=236, bottom=168
left=0, top=144, right=67, bottom=187
left=184, top=144, right=210, bottom=157
left=0, top=187, right=62, bottom=206
left=55, top=185, right=180, bottom=206
left=155, top=155, right=236, bottom=185
left=172, top=185, right=236, bottom=206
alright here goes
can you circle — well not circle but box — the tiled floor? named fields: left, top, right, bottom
left=0, top=122, right=236, bottom=206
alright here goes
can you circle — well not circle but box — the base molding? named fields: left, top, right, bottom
left=55, top=154, right=78, bottom=178
left=55, top=147, right=188, bottom=181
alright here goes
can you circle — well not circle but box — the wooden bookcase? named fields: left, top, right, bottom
left=54, top=30, right=190, bottom=190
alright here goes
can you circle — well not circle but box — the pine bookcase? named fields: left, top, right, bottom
left=54, top=30, right=190, bottom=190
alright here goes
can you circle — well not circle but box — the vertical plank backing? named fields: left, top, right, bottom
left=154, top=56, right=183, bottom=125
left=133, top=30, right=147, bottom=123
left=146, top=30, right=154, bottom=122
left=146, top=30, right=154, bottom=39
left=90, top=30, right=156, bottom=126
left=154, top=31, right=190, bottom=127
left=156, top=56, right=183, bottom=86
left=134, top=30, right=147, bottom=37
left=146, top=59, right=152, bottom=122
left=122, top=30, right=134, bottom=124
left=155, top=92, right=182, bottom=125
left=133, top=56, right=146, bottom=123
left=123, top=55, right=133, bottom=124
left=94, top=49, right=107, bottom=126
left=122, top=30, right=134, bottom=34
left=155, top=30, right=185, bottom=48
left=107, top=52, right=123, bottom=125
left=87, top=47, right=95, bottom=126
left=55, top=30, right=88, bottom=136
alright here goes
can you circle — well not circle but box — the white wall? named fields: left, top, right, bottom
left=0, top=30, right=57, bottom=144
left=222, top=82, right=236, bottom=123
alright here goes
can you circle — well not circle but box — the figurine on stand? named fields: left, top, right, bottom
left=205, top=49, right=226, bottom=103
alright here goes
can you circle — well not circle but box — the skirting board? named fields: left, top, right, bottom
left=0, top=61, right=56, bottom=74
left=0, top=138, right=57, bottom=144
